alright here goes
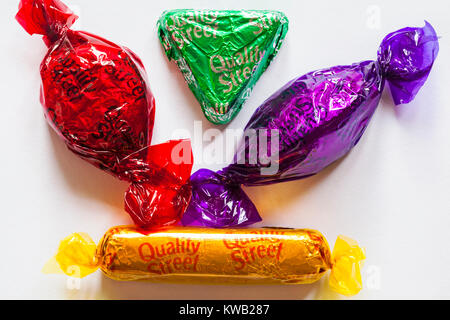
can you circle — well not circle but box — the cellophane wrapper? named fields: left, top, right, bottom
left=16, top=0, right=193, bottom=228
left=182, top=22, right=439, bottom=228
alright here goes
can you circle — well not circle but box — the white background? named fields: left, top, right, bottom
left=1, top=0, right=449, bottom=300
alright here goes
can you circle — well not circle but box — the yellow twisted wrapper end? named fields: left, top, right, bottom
left=329, top=235, right=366, bottom=296
left=42, top=233, right=98, bottom=278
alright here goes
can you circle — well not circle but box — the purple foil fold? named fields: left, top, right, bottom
left=182, top=22, right=439, bottom=228
left=181, top=169, right=261, bottom=228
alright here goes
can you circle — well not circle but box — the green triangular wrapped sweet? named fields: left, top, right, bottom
left=158, top=10, right=289, bottom=125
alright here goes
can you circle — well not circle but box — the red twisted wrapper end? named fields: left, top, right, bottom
left=124, top=140, right=194, bottom=228
left=16, top=0, right=78, bottom=44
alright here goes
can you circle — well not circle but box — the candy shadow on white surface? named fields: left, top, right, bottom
left=97, top=275, right=321, bottom=300
left=244, top=157, right=347, bottom=222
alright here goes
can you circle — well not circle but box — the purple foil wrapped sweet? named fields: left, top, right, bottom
left=182, top=22, right=439, bottom=228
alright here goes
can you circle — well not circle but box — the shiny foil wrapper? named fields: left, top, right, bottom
left=158, top=10, right=289, bottom=124
left=100, top=226, right=330, bottom=283
left=182, top=22, right=439, bottom=228
left=16, top=0, right=193, bottom=228
left=49, top=227, right=365, bottom=294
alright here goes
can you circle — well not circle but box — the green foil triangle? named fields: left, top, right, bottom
left=158, top=10, right=289, bottom=125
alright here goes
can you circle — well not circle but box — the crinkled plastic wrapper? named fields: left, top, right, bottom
left=16, top=0, right=193, bottom=228
left=158, top=9, right=289, bottom=124
left=182, top=22, right=439, bottom=228
left=45, top=226, right=365, bottom=296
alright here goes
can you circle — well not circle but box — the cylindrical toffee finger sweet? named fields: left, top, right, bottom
left=44, top=226, right=365, bottom=296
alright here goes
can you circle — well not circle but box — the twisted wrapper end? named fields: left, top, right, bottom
left=16, top=0, right=78, bottom=45
left=329, top=235, right=366, bottom=296
left=124, top=139, right=194, bottom=228
left=378, top=21, right=439, bottom=105
left=42, top=233, right=98, bottom=279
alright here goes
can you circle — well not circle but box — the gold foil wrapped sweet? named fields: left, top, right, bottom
left=45, top=226, right=365, bottom=296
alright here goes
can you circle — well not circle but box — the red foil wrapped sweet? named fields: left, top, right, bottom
left=16, top=0, right=193, bottom=227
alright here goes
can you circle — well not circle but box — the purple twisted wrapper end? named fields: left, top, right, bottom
left=378, top=21, right=439, bottom=105
left=181, top=169, right=262, bottom=228
left=181, top=22, right=439, bottom=228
